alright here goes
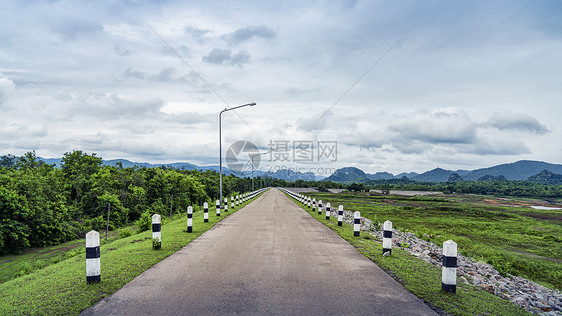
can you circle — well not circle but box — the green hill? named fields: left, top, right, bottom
left=527, top=169, right=562, bottom=185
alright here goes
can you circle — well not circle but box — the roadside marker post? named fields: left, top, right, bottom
left=338, top=205, right=344, bottom=226
left=442, top=240, right=458, bottom=293
left=236, top=195, right=239, bottom=206
left=216, top=199, right=220, bottom=216
left=231, top=196, right=234, bottom=210
left=383, top=220, right=392, bottom=255
left=312, top=198, right=316, bottom=213
left=187, top=206, right=193, bottom=233
left=203, top=202, right=209, bottom=223
left=325, top=202, right=331, bottom=220
left=353, top=212, right=361, bottom=237
left=86, top=230, right=100, bottom=284
left=152, top=214, right=161, bottom=249
left=224, top=197, right=229, bottom=212
left=318, top=200, right=323, bottom=215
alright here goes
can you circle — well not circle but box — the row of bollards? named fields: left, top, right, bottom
left=281, top=188, right=458, bottom=294
left=86, top=189, right=269, bottom=284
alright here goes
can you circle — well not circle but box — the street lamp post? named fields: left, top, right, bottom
left=250, top=152, right=267, bottom=191
left=219, top=102, right=256, bottom=208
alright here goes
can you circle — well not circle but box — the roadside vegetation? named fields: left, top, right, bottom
left=303, top=192, right=561, bottom=291
left=287, top=193, right=531, bottom=316
left=0, top=151, right=285, bottom=255
left=0, top=193, right=261, bottom=315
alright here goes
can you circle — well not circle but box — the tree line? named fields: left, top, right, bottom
left=0, top=151, right=291, bottom=255
left=364, top=178, right=562, bottom=198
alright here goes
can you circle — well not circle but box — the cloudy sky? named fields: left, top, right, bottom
left=1, top=0, right=561, bottom=176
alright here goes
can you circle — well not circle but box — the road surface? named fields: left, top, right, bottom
left=81, top=188, right=436, bottom=315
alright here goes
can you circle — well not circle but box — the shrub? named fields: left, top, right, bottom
left=119, top=228, right=133, bottom=238
left=136, top=211, right=152, bottom=232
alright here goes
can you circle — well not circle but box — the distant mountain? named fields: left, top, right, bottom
left=38, top=156, right=323, bottom=180
left=527, top=170, right=562, bottom=185
left=463, top=160, right=562, bottom=181
left=366, top=172, right=394, bottom=180
left=396, top=172, right=419, bottom=179
left=447, top=173, right=464, bottom=182
left=412, top=168, right=455, bottom=183
left=323, top=167, right=369, bottom=182
left=40, top=157, right=63, bottom=166
left=262, top=169, right=316, bottom=181
left=38, top=157, right=232, bottom=173
left=477, top=174, right=507, bottom=181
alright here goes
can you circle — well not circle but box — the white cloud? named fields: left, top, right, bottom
left=0, top=0, right=560, bottom=174
left=0, top=78, right=15, bottom=105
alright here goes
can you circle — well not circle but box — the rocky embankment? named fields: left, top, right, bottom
left=335, top=210, right=562, bottom=315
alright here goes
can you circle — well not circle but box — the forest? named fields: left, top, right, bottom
left=0, top=151, right=291, bottom=255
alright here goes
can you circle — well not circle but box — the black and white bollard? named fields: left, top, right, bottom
left=216, top=199, right=220, bottom=216
left=86, top=230, right=100, bottom=283
left=308, top=197, right=311, bottom=208
left=383, top=220, right=392, bottom=255
left=442, top=240, right=457, bottom=293
left=203, top=202, right=209, bottom=223
left=338, top=205, right=344, bottom=226
left=231, top=196, right=234, bottom=209
left=353, top=211, right=361, bottom=237
left=236, top=195, right=239, bottom=206
left=312, top=198, right=316, bottom=213
left=318, top=200, right=323, bottom=215
left=187, top=206, right=193, bottom=233
left=224, top=198, right=229, bottom=212
left=325, top=202, right=331, bottom=220
left=152, top=214, right=161, bottom=249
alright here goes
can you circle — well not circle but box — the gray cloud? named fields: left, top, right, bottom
left=52, top=18, right=103, bottom=41
left=122, top=67, right=190, bottom=83
left=122, top=68, right=148, bottom=80
left=284, top=87, right=320, bottom=97
left=223, top=25, right=276, bottom=44
left=185, top=25, right=211, bottom=43
left=389, top=110, right=477, bottom=145
left=464, top=138, right=530, bottom=156
left=484, top=112, right=549, bottom=134
left=149, top=67, right=183, bottom=82
left=296, top=109, right=333, bottom=131
left=162, top=112, right=215, bottom=125
left=68, top=93, right=163, bottom=119
left=114, top=44, right=134, bottom=57
left=202, top=48, right=250, bottom=67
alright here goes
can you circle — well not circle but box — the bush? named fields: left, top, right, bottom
left=136, top=211, right=152, bottom=232
left=118, top=228, right=133, bottom=238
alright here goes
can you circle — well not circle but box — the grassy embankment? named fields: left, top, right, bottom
left=306, top=192, right=561, bottom=290
left=287, top=192, right=535, bottom=316
left=0, top=193, right=263, bottom=315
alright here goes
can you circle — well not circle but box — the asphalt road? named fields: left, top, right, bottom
left=81, top=188, right=436, bottom=315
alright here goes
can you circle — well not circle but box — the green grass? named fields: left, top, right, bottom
left=289, top=195, right=530, bottom=316
left=0, top=194, right=262, bottom=315
left=0, top=227, right=138, bottom=284
left=305, top=192, right=562, bottom=290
